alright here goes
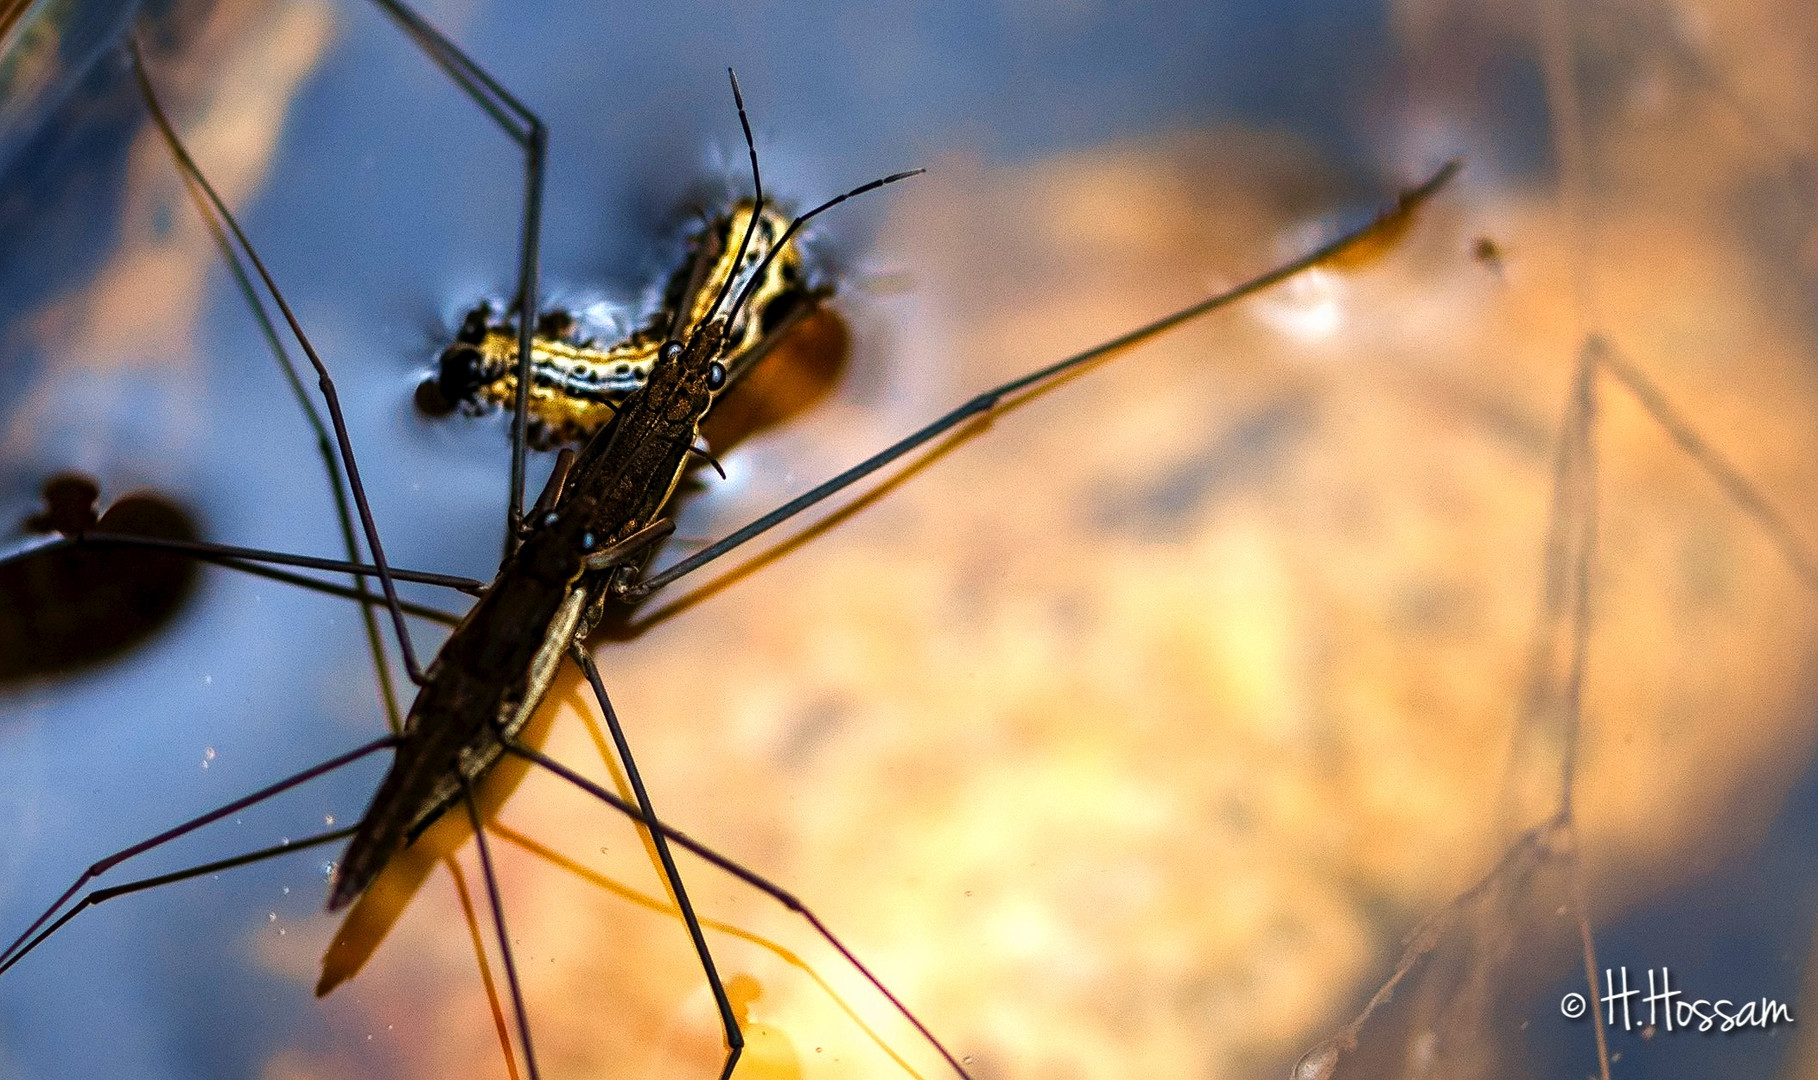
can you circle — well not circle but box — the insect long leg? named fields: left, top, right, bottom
left=174, top=142, right=411, bottom=731
left=0, top=735, right=397, bottom=974
left=464, top=782, right=543, bottom=1080
left=0, top=537, right=472, bottom=622
left=129, top=40, right=426, bottom=684
left=177, top=76, right=529, bottom=1056
left=0, top=826, right=358, bottom=976
left=1553, top=342, right=1599, bottom=816
left=31, top=532, right=485, bottom=593
left=491, top=734, right=976, bottom=1080
left=485, top=818, right=936, bottom=1080
left=569, top=645, right=745, bottom=1080
left=625, top=160, right=1462, bottom=602
left=203, top=558, right=465, bottom=625
left=366, top=0, right=547, bottom=552
left=1594, top=343, right=1818, bottom=592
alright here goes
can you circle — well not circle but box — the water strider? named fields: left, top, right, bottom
left=0, top=4, right=1461, bottom=1069
left=27, top=2, right=1798, bottom=1079
left=0, top=8, right=1459, bottom=1076
left=0, top=17, right=949, bottom=1080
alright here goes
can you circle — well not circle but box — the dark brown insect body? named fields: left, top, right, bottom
left=329, top=318, right=733, bottom=910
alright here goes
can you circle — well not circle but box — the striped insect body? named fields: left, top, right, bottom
left=425, top=200, right=817, bottom=449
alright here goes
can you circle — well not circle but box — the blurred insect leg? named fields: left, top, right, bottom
left=0, top=541, right=468, bottom=627
left=166, top=13, right=532, bottom=1068
left=1595, top=342, right=1818, bottom=592
left=367, top=0, right=546, bottom=548
left=0, top=735, right=396, bottom=973
left=492, top=736, right=976, bottom=1080
left=569, top=645, right=744, bottom=1080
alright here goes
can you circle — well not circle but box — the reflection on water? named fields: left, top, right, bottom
left=1, top=1, right=1817, bottom=1079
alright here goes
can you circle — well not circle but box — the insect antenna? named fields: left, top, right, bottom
left=716, top=169, right=925, bottom=353
left=692, top=68, right=765, bottom=338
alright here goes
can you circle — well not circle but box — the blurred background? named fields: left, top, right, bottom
left=1, top=0, right=1816, bottom=1078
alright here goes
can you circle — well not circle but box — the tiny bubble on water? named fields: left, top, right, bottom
left=277, top=928, right=285, bottom=936
left=267, top=912, right=276, bottom=922
left=324, top=814, right=336, bottom=826
left=202, top=675, right=212, bottom=685
left=281, top=887, right=290, bottom=895
left=201, top=747, right=215, bottom=769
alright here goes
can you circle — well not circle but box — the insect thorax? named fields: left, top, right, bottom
left=426, top=200, right=811, bottom=449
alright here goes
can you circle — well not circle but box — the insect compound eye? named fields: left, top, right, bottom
left=581, top=531, right=596, bottom=551
left=707, top=361, right=727, bottom=391
left=661, top=341, right=683, bottom=362
left=542, top=511, right=559, bottom=529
